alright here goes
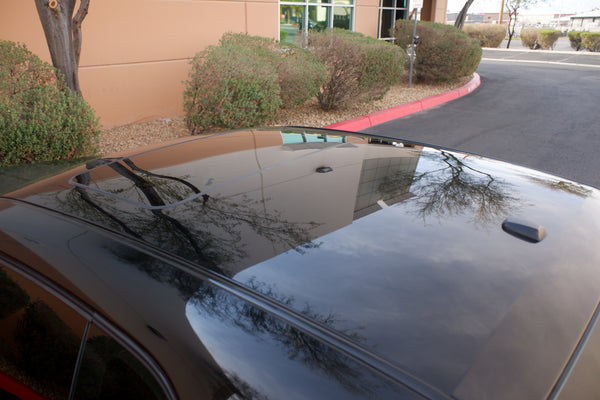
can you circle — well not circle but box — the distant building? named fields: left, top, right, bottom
left=569, top=10, right=600, bottom=32
left=519, top=14, right=556, bottom=26
left=446, top=12, right=483, bottom=25
left=550, top=14, right=575, bottom=32
left=480, top=13, right=510, bottom=25
left=446, top=12, right=509, bottom=25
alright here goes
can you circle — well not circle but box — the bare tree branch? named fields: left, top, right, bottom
left=504, top=0, right=541, bottom=48
left=454, top=0, right=476, bottom=31
left=72, top=0, right=91, bottom=66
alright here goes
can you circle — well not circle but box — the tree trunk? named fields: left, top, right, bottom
left=34, top=0, right=90, bottom=96
left=454, top=0, right=476, bottom=31
left=506, top=10, right=517, bottom=48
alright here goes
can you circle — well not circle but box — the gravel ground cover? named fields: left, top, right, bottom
left=100, top=76, right=471, bottom=155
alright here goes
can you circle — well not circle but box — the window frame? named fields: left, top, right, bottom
left=377, top=0, right=409, bottom=41
left=279, top=0, right=356, bottom=43
left=0, top=252, right=177, bottom=400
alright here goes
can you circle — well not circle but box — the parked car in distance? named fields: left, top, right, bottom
left=2, top=127, right=600, bottom=400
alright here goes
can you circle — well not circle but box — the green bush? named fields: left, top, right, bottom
left=308, top=29, right=405, bottom=110
left=537, top=29, right=561, bottom=50
left=184, top=43, right=281, bottom=134
left=221, top=33, right=326, bottom=108
left=581, top=32, right=600, bottom=52
left=358, top=38, right=406, bottom=101
left=278, top=44, right=328, bottom=108
left=568, top=31, right=584, bottom=51
left=0, top=40, right=99, bottom=166
left=520, top=28, right=540, bottom=49
left=184, top=33, right=326, bottom=131
left=463, top=24, right=507, bottom=48
left=394, top=20, right=481, bottom=83
left=219, top=32, right=281, bottom=63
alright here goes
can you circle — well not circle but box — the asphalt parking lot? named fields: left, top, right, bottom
left=364, top=51, right=600, bottom=188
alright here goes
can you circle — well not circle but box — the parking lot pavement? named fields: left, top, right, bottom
left=482, top=48, right=600, bottom=67
left=363, top=61, right=600, bottom=188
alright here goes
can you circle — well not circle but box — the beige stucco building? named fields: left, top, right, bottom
left=1, top=0, right=446, bottom=128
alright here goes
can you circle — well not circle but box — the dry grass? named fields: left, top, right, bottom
left=100, top=75, right=472, bottom=155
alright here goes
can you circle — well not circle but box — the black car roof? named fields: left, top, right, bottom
left=3, top=127, right=600, bottom=400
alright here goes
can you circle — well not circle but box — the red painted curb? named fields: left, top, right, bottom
left=324, top=72, right=481, bottom=132
left=0, top=371, right=48, bottom=400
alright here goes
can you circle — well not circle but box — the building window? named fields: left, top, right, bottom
left=378, top=0, right=408, bottom=41
left=280, top=0, right=355, bottom=44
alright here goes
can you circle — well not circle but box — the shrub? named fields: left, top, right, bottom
left=184, top=43, right=281, bottom=134
left=463, top=24, right=507, bottom=48
left=537, top=29, right=561, bottom=50
left=278, top=44, right=328, bottom=108
left=568, top=31, right=584, bottom=51
left=581, top=32, right=600, bottom=52
left=218, top=32, right=326, bottom=108
left=219, top=32, right=280, bottom=63
left=358, top=38, right=406, bottom=101
left=184, top=32, right=326, bottom=130
left=520, top=28, right=540, bottom=49
left=0, top=40, right=99, bottom=166
left=394, top=20, right=481, bottom=83
left=308, top=29, right=405, bottom=110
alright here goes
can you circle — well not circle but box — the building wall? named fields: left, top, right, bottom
left=421, top=0, right=446, bottom=24
left=1, top=0, right=445, bottom=129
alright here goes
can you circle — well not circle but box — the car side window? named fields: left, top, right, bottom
left=71, top=323, right=166, bottom=400
left=0, top=266, right=87, bottom=399
left=0, top=265, right=168, bottom=400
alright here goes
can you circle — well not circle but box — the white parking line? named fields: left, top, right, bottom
left=481, top=58, right=600, bottom=69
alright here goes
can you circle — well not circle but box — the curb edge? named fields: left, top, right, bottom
left=323, top=72, right=481, bottom=132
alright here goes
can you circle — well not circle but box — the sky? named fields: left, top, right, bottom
left=446, top=0, right=599, bottom=15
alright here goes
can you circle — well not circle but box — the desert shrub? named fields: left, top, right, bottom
left=568, top=31, right=584, bottom=51
left=463, top=24, right=507, bottom=48
left=393, top=19, right=422, bottom=50
left=537, top=29, right=561, bottom=50
left=0, top=40, right=99, bottom=166
left=184, top=43, right=281, bottom=134
left=394, top=20, right=481, bottom=83
left=358, top=39, right=406, bottom=101
left=581, top=32, right=600, bottom=52
left=520, top=28, right=540, bottom=49
left=278, top=44, right=328, bottom=108
left=308, top=29, right=405, bottom=110
left=184, top=33, right=327, bottom=122
left=219, top=32, right=326, bottom=107
left=219, top=32, right=281, bottom=63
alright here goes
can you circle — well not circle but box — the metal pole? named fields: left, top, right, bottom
left=408, top=7, right=418, bottom=88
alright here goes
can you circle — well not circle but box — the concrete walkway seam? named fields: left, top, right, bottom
left=324, top=72, right=481, bottom=132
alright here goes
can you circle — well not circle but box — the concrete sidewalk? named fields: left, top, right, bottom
left=482, top=47, right=600, bottom=67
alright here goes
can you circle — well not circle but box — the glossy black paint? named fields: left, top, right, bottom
left=2, top=127, right=600, bottom=400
